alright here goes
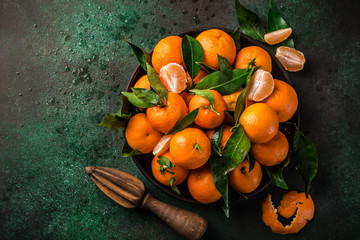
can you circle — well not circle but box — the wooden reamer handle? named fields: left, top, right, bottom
left=141, top=193, right=208, bottom=240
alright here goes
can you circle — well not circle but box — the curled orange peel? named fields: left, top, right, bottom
left=262, top=191, right=315, bottom=235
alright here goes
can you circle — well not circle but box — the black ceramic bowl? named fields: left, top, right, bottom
left=126, top=28, right=299, bottom=205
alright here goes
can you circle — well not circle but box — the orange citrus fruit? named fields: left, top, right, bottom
left=234, top=46, right=272, bottom=72
left=262, top=191, right=315, bottom=235
left=152, top=36, right=184, bottom=73
left=187, top=163, right=221, bottom=204
left=146, top=92, right=188, bottom=133
left=276, top=46, right=306, bottom=72
left=125, top=113, right=163, bottom=154
left=223, top=87, right=243, bottom=111
left=133, top=75, right=151, bottom=90
left=196, top=29, right=236, bottom=69
left=169, top=128, right=211, bottom=169
left=264, top=28, right=292, bottom=45
left=251, top=130, right=289, bottom=166
left=190, top=69, right=209, bottom=84
left=228, top=159, right=262, bottom=193
left=159, top=63, right=188, bottom=93
left=151, top=151, right=189, bottom=186
left=239, top=103, right=279, bottom=143
left=180, top=91, right=194, bottom=106
left=261, top=79, right=298, bottom=122
left=188, top=89, right=227, bottom=129
left=247, top=69, right=274, bottom=102
left=205, top=125, right=232, bottom=150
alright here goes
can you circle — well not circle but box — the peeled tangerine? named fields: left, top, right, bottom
left=264, top=28, right=292, bottom=45
left=152, top=134, right=173, bottom=156
left=276, top=46, right=306, bottom=72
left=159, top=63, right=188, bottom=93
left=247, top=69, right=274, bottom=102
left=262, top=191, right=315, bottom=235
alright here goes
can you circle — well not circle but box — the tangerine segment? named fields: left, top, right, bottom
left=276, top=46, right=306, bottom=72
left=169, top=128, right=211, bottom=170
left=188, top=90, right=227, bottom=129
left=196, top=29, right=236, bottom=69
left=264, top=28, right=292, bottom=45
left=223, top=87, right=243, bottom=111
left=187, top=163, right=221, bottom=204
left=151, top=151, right=189, bottom=186
left=262, top=191, right=315, bottom=235
left=153, top=134, right=173, bottom=156
left=152, top=36, right=184, bottom=73
left=234, top=46, right=272, bottom=73
left=239, top=103, right=279, bottom=143
left=146, top=92, right=188, bottom=134
left=228, top=159, right=262, bottom=193
left=125, top=113, right=163, bottom=154
left=251, top=130, right=289, bottom=166
left=134, top=75, right=151, bottom=90
left=247, top=69, right=274, bottom=102
left=159, top=63, right=188, bottom=93
left=261, top=79, right=298, bottom=122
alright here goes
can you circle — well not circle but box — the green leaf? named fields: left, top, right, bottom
left=123, top=39, right=151, bottom=71
left=234, top=67, right=255, bottom=124
left=218, top=55, right=233, bottom=71
left=166, top=108, right=200, bottom=135
left=211, top=125, right=223, bottom=155
left=210, top=154, right=229, bottom=208
left=189, top=89, right=215, bottom=109
left=170, top=177, right=181, bottom=195
left=122, top=139, right=142, bottom=157
left=231, top=26, right=242, bottom=52
left=157, top=156, right=171, bottom=166
left=131, top=88, right=161, bottom=105
left=235, top=0, right=266, bottom=42
left=116, top=95, right=133, bottom=119
left=264, top=165, right=288, bottom=189
left=181, top=35, right=204, bottom=80
left=237, top=191, right=248, bottom=199
left=98, top=114, right=127, bottom=130
left=121, top=92, right=156, bottom=108
left=267, top=0, right=294, bottom=49
left=293, top=129, right=318, bottom=197
left=146, top=63, right=168, bottom=101
left=195, top=68, right=248, bottom=95
left=99, top=96, right=133, bottom=130
left=222, top=125, right=251, bottom=175
left=195, top=62, right=217, bottom=73
left=248, top=153, right=255, bottom=172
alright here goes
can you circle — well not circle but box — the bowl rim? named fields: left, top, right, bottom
left=126, top=27, right=300, bottom=205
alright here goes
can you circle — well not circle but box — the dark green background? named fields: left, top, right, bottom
left=1, top=0, right=359, bottom=239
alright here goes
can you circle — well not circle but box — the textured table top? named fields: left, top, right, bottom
left=1, top=0, right=359, bottom=239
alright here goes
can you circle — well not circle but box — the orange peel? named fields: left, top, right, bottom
left=262, top=191, right=315, bottom=235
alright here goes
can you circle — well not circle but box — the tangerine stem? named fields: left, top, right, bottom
left=240, top=166, right=247, bottom=174
left=194, top=143, right=202, bottom=154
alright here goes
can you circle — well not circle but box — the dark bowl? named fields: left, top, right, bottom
left=126, top=28, right=299, bottom=205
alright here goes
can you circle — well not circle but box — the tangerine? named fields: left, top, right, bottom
left=151, top=151, right=189, bottom=186
left=251, top=130, right=289, bottom=166
left=146, top=92, right=188, bottom=133
left=228, top=159, right=262, bottom=193
left=152, top=36, right=184, bottom=73
left=234, top=46, right=272, bottom=73
left=125, top=113, right=163, bottom=154
left=188, top=90, right=227, bottom=129
left=261, top=79, right=298, bottom=122
left=169, top=128, right=211, bottom=169
left=239, top=103, right=279, bottom=143
left=196, top=29, right=236, bottom=69
left=133, top=75, right=151, bottom=90
left=187, top=163, right=221, bottom=204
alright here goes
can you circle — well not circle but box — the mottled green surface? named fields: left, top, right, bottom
left=1, top=0, right=359, bottom=239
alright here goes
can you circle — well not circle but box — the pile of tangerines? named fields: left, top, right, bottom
left=125, top=29, right=298, bottom=204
